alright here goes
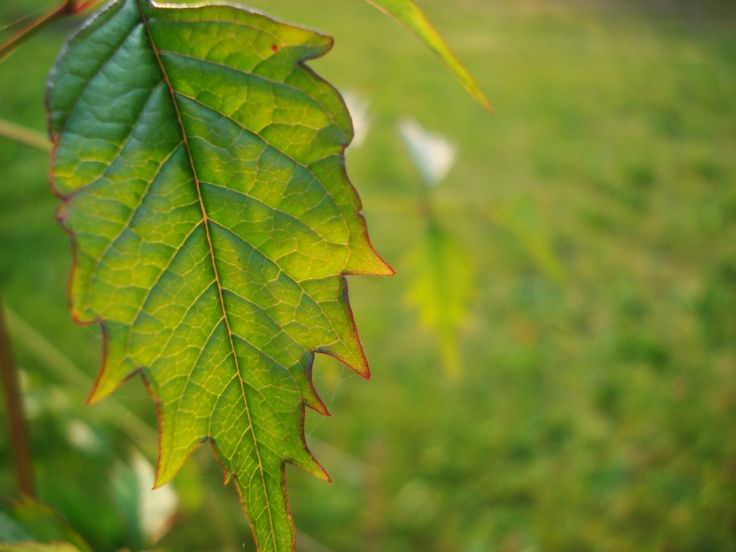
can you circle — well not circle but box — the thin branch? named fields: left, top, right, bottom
left=0, top=2, right=71, bottom=61
left=0, top=118, right=51, bottom=152
left=0, top=8, right=49, bottom=33
left=0, top=0, right=99, bottom=62
left=0, top=298, right=35, bottom=498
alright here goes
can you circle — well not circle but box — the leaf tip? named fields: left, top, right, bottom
left=292, top=449, right=331, bottom=483
left=365, top=249, right=396, bottom=277
left=360, top=365, right=372, bottom=381
left=307, top=396, right=331, bottom=417
left=476, top=91, right=494, bottom=113
left=312, top=462, right=332, bottom=483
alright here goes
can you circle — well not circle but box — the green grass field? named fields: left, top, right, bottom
left=1, top=1, right=735, bottom=550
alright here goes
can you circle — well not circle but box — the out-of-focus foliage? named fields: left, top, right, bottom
left=0, top=544, right=81, bottom=552
left=398, top=118, right=472, bottom=377
left=2, top=0, right=736, bottom=550
left=111, top=451, right=178, bottom=548
left=0, top=499, right=90, bottom=552
left=404, top=219, right=473, bottom=378
left=399, top=118, right=457, bottom=186
left=365, top=0, right=491, bottom=109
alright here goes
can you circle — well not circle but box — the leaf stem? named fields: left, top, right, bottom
left=0, top=118, right=51, bottom=152
left=0, top=298, right=36, bottom=498
left=0, top=0, right=98, bottom=61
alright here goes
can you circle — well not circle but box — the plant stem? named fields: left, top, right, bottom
left=0, top=118, right=51, bottom=152
left=0, top=0, right=98, bottom=61
left=0, top=298, right=35, bottom=498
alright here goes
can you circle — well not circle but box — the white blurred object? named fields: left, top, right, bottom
left=343, top=90, right=371, bottom=148
left=132, top=451, right=178, bottom=544
left=66, top=419, right=101, bottom=452
left=398, top=118, right=457, bottom=185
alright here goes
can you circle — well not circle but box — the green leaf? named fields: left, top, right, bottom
left=405, top=219, right=473, bottom=379
left=365, top=0, right=491, bottom=110
left=46, top=0, right=392, bottom=549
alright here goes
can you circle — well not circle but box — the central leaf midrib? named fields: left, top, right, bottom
left=135, top=0, right=278, bottom=546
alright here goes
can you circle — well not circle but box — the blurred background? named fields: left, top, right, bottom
left=1, top=0, right=735, bottom=550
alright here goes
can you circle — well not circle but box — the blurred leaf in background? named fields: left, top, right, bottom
left=404, top=219, right=473, bottom=378
left=398, top=118, right=473, bottom=378
left=0, top=498, right=90, bottom=552
left=365, top=0, right=491, bottom=109
left=399, top=118, right=457, bottom=186
left=111, top=451, right=178, bottom=548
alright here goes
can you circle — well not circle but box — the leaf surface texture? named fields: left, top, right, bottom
left=47, top=1, right=391, bottom=549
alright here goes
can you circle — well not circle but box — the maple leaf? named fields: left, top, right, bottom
left=46, top=0, right=392, bottom=549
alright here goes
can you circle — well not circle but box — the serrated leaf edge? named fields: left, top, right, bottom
left=45, top=1, right=394, bottom=549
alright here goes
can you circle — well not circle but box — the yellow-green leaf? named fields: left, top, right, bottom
left=405, top=219, right=473, bottom=379
left=46, top=0, right=392, bottom=549
left=365, top=0, right=491, bottom=109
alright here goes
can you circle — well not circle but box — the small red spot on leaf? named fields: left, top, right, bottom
left=271, top=44, right=279, bottom=52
